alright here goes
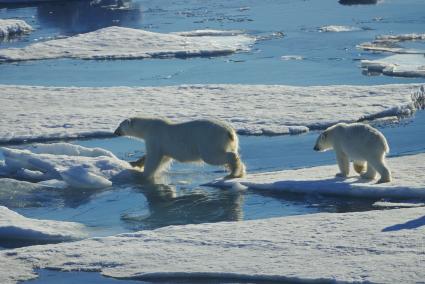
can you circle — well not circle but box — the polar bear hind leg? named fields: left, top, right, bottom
left=368, top=156, right=392, bottom=184
left=225, top=152, right=246, bottom=179
left=353, top=160, right=366, bottom=174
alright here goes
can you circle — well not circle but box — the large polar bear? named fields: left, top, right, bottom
left=313, top=122, right=392, bottom=183
left=114, top=117, right=246, bottom=180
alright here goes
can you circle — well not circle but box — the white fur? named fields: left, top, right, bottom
left=314, top=123, right=392, bottom=183
left=115, top=117, right=246, bottom=180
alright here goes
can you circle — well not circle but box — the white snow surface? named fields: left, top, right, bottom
left=0, top=26, right=254, bottom=61
left=0, top=84, right=422, bottom=143
left=319, top=25, right=360, bottom=32
left=208, top=153, right=425, bottom=200
left=0, top=207, right=424, bottom=283
left=0, top=143, right=130, bottom=189
left=0, top=19, right=32, bottom=39
left=0, top=206, right=87, bottom=244
left=361, top=54, right=425, bottom=78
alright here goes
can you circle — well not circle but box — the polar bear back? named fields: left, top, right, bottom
left=330, top=123, right=389, bottom=159
left=138, top=118, right=237, bottom=163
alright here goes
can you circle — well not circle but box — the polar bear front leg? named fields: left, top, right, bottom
left=335, top=151, right=349, bottom=178
left=143, top=154, right=165, bottom=179
left=353, top=160, right=366, bottom=174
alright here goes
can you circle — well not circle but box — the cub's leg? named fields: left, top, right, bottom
left=361, top=161, right=377, bottom=180
left=225, top=152, right=246, bottom=179
left=130, top=155, right=146, bottom=169
left=335, top=151, right=349, bottom=178
left=353, top=160, right=366, bottom=174
left=368, top=155, right=392, bottom=183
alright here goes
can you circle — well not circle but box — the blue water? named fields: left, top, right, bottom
left=1, top=0, right=425, bottom=86
left=1, top=0, right=425, bottom=282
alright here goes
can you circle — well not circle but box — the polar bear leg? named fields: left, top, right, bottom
left=335, top=151, right=349, bottom=177
left=353, top=160, right=366, bottom=174
left=361, top=164, right=376, bottom=180
left=130, top=155, right=146, bottom=169
left=143, top=154, right=170, bottom=179
left=369, top=157, right=392, bottom=183
left=225, top=152, right=246, bottom=179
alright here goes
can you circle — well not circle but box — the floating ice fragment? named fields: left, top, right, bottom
left=0, top=19, right=33, bottom=39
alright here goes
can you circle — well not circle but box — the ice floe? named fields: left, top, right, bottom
left=319, top=25, right=361, bottom=32
left=359, top=33, right=425, bottom=78
left=280, top=55, right=304, bottom=61
left=0, top=207, right=423, bottom=283
left=0, top=84, right=422, bottom=143
left=0, top=26, right=254, bottom=61
left=0, top=143, right=130, bottom=190
left=0, top=206, right=87, bottom=247
left=358, top=33, right=425, bottom=54
left=0, top=19, right=33, bottom=39
left=208, top=153, right=425, bottom=200
left=172, top=29, right=244, bottom=37
left=361, top=54, right=425, bottom=78
left=373, top=201, right=425, bottom=208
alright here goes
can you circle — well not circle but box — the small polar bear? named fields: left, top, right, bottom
left=114, top=117, right=246, bottom=180
left=313, top=122, right=392, bottom=183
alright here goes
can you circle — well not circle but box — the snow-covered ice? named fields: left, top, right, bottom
left=0, top=206, right=87, bottom=245
left=0, top=26, right=254, bottom=61
left=0, top=19, right=33, bottom=39
left=0, top=207, right=423, bottom=283
left=0, top=143, right=130, bottom=190
left=318, top=25, right=361, bottom=32
left=361, top=54, right=425, bottom=78
left=358, top=33, right=425, bottom=54
left=208, top=153, right=425, bottom=200
left=0, top=84, right=422, bottom=143
left=373, top=201, right=425, bottom=208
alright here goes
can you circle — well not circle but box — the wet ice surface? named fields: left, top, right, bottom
left=0, top=111, right=424, bottom=239
left=1, top=0, right=425, bottom=86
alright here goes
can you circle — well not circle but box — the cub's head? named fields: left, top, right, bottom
left=313, top=130, right=332, bottom=152
left=114, top=118, right=135, bottom=137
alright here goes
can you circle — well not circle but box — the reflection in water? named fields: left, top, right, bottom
left=121, top=181, right=244, bottom=230
left=36, top=0, right=143, bottom=34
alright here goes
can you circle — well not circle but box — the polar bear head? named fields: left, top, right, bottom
left=313, top=130, right=333, bottom=152
left=114, top=118, right=139, bottom=137
left=114, top=117, right=167, bottom=139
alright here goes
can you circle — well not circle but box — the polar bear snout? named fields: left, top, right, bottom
left=313, top=145, right=320, bottom=151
